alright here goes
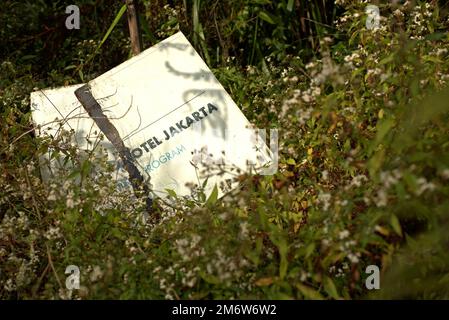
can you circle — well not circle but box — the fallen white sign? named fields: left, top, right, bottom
left=31, top=32, right=273, bottom=200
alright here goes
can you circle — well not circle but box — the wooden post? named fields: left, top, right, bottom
left=126, top=0, right=143, bottom=55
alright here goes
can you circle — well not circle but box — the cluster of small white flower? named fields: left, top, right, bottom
left=329, top=261, right=351, bottom=278
left=334, top=0, right=349, bottom=6
left=366, top=67, right=382, bottom=79
left=348, top=174, right=368, bottom=189
left=310, top=55, right=344, bottom=86
left=344, top=52, right=362, bottom=70
left=347, top=252, right=360, bottom=264
left=89, top=265, right=104, bottom=282
left=393, top=8, right=404, bottom=19
left=375, top=188, right=388, bottom=207
left=339, top=229, right=350, bottom=240
left=279, top=63, right=323, bottom=122
left=153, top=4, right=180, bottom=38
left=124, top=238, right=139, bottom=255
left=239, top=221, right=249, bottom=239
left=296, top=107, right=314, bottom=126
left=181, top=268, right=199, bottom=288
left=2, top=250, right=30, bottom=292
left=317, top=192, right=332, bottom=211
left=280, top=91, right=300, bottom=118
left=429, top=47, right=448, bottom=58
left=439, top=169, right=449, bottom=180
left=299, top=270, right=312, bottom=282
left=205, top=248, right=249, bottom=283
left=175, top=234, right=205, bottom=262
left=409, top=3, right=433, bottom=39
left=191, top=146, right=226, bottom=167
left=415, top=177, right=436, bottom=196
left=436, top=71, right=449, bottom=86
left=66, top=190, right=76, bottom=209
left=380, top=170, right=402, bottom=189
left=321, top=170, right=329, bottom=181
left=152, top=264, right=178, bottom=299
left=44, top=225, right=62, bottom=240
left=337, top=230, right=361, bottom=265
left=263, top=97, right=277, bottom=114
left=4, top=279, right=16, bottom=292
left=58, top=288, right=74, bottom=300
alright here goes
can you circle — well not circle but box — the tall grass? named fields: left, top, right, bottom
left=143, top=0, right=338, bottom=67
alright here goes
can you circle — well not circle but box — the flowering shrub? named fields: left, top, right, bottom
left=1, top=1, right=449, bottom=299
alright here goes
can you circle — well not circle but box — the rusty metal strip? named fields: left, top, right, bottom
left=74, top=84, right=154, bottom=213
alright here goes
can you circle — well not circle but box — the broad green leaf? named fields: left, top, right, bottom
left=206, top=184, right=218, bottom=205
left=390, top=214, right=402, bottom=237
left=287, top=0, right=294, bottom=12
left=259, top=11, right=276, bottom=24
left=199, top=270, right=220, bottom=284
left=305, top=243, right=315, bottom=258
left=323, top=276, right=340, bottom=299
left=296, top=283, right=324, bottom=300
left=371, top=117, right=395, bottom=153
left=379, top=53, right=395, bottom=65
left=165, top=189, right=177, bottom=198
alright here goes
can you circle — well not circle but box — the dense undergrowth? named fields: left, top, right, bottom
left=1, top=0, right=449, bottom=299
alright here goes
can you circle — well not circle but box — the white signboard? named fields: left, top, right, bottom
left=31, top=32, right=272, bottom=200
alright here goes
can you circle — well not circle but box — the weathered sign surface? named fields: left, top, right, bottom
left=31, top=32, right=272, bottom=200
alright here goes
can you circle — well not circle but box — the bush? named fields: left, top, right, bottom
left=1, top=0, right=449, bottom=299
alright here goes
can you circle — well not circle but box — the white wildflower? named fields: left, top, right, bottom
left=339, top=230, right=350, bottom=240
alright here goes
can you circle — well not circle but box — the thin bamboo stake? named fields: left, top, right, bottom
left=126, top=0, right=142, bottom=55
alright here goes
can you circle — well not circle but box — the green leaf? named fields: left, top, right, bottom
left=206, top=184, right=218, bottom=205
left=165, top=189, right=177, bottom=198
left=424, top=32, right=447, bottom=41
left=296, top=283, right=324, bottom=300
left=82, top=4, right=127, bottom=69
left=64, top=65, right=77, bottom=71
left=323, top=276, right=340, bottom=299
left=81, top=160, right=91, bottom=177
left=390, top=214, right=403, bottom=237
left=78, top=69, right=84, bottom=82
left=68, top=169, right=80, bottom=180
left=259, top=11, right=276, bottom=25
left=305, top=243, right=315, bottom=258
left=379, top=53, right=395, bottom=65
left=20, top=54, right=36, bottom=61
left=280, top=254, right=288, bottom=280
left=97, top=4, right=127, bottom=53
left=199, top=270, right=220, bottom=284
left=202, top=177, right=209, bottom=189
left=287, top=0, right=294, bottom=12
left=423, top=55, right=442, bottom=63
left=372, top=118, right=395, bottom=152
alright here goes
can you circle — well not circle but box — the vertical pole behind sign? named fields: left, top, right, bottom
left=126, top=0, right=143, bottom=55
